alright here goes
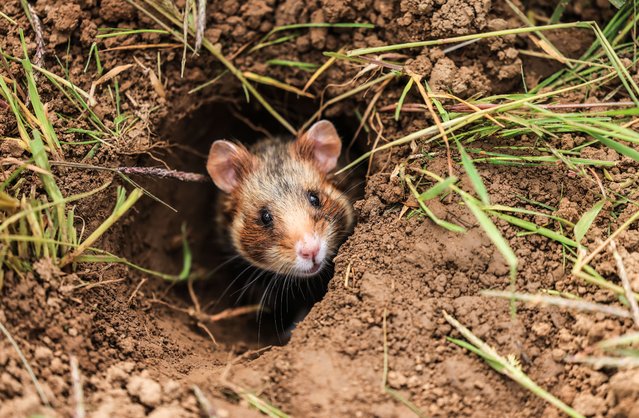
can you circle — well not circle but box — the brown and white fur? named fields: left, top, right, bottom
left=207, top=120, right=355, bottom=281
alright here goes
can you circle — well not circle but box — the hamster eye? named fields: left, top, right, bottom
left=307, top=191, right=321, bottom=208
left=259, top=208, right=273, bottom=227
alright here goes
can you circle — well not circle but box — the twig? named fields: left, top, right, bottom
left=27, top=3, right=45, bottom=69
left=407, top=69, right=453, bottom=177
left=343, top=261, right=352, bottom=288
left=50, top=161, right=208, bottom=184
left=367, top=112, right=385, bottom=178
left=566, top=355, right=639, bottom=369
left=21, top=1, right=45, bottom=107
left=193, top=385, right=219, bottom=418
left=127, top=278, right=147, bottom=304
left=482, top=290, right=632, bottom=318
left=349, top=77, right=391, bottom=153
left=357, top=55, right=404, bottom=72
left=447, top=101, right=635, bottom=112
left=379, top=103, right=426, bottom=113
left=381, top=308, right=388, bottom=392
left=197, top=322, right=217, bottom=346
left=115, top=167, right=209, bottom=182
left=442, top=38, right=481, bottom=54
left=188, top=278, right=201, bottom=313
left=610, top=241, right=639, bottom=327
left=195, top=0, right=206, bottom=53
left=71, top=278, right=125, bottom=291
left=150, top=299, right=261, bottom=324
left=70, top=355, right=86, bottom=418
left=303, top=49, right=341, bottom=92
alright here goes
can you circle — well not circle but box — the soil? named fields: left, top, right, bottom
left=1, top=0, right=638, bottom=418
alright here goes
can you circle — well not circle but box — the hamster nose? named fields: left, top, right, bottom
left=297, top=235, right=321, bottom=262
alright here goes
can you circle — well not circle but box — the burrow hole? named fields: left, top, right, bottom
left=128, top=97, right=364, bottom=347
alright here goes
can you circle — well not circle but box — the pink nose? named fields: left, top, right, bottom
left=297, top=237, right=320, bottom=262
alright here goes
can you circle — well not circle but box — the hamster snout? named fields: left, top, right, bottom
left=294, top=233, right=328, bottom=276
left=207, top=119, right=355, bottom=279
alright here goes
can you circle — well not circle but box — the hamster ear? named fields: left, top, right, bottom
left=207, top=140, right=253, bottom=193
left=295, top=120, right=342, bottom=173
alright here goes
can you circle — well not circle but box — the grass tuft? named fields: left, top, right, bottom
left=445, top=311, right=584, bottom=418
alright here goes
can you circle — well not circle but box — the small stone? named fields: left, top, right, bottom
left=34, top=346, right=53, bottom=363
left=127, top=375, right=163, bottom=407
left=551, top=349, right=566, bottom=362
left=50, top=358, right=64, bottom=375
left=162, top=379, right=181, bottom=402
left=387, top=371, right=408, bottom=388
left=532, top=322, right=551, bottom=337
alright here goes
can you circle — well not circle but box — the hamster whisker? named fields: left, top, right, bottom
left=233, top=268, right=268, bottom=304
left=257, top=276, right=278, bottom=345
left=209, top=262, right=258, bottom=312
left=334, top=179, right=366, bottom=196
left=203, top=254, right=243, bottom=281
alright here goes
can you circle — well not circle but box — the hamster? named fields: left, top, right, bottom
left=206, top=119, right=355, bottom=296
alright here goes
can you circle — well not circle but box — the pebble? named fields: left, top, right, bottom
left=127, top=375, right=163, bottom=407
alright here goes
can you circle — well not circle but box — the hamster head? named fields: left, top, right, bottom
left=207, top=120, right=354, bottom=278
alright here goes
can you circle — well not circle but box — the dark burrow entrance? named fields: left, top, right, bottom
left=126, top=96, right=364, bottom=347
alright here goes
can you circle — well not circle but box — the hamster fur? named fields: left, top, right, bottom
left=207, top=120, right=355, bottom=281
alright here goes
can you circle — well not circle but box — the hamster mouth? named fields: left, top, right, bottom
left=294, top=261, right=324, bottom=278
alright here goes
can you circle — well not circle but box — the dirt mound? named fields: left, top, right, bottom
left=1, top=0, right=637, bottom=417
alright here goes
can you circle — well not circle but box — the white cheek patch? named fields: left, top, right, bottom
left=317, top=239, right=328, bottom=264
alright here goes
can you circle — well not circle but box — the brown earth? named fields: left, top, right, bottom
left=1, top=0, right=639, bottom=417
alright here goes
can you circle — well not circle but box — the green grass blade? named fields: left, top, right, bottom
left=549, top=0, right=570, bottom=23
left=574, top=199, right=606, bottom=244
left=266, top=59, right=319, bottom=71
left=0, top=74, right=31, bottom=150
left=489, top=211, right=579, bottom=248
left=348, top=22, right=592, bottom=56
left=485, top=205, right=573, bottom=227
left=591, top=132, right=639, bottom=162
left=456, top=139, right=490, bottom=205
left=30, top=131, right=68, bottom=248
left=178, top=223, right=192, bottom=280
left=59, top=187, right=142, bottom=267
left=406, top=176, right=466, bottom=232
left=447, top=337, right=503, bottom=370
left=464, top=198, right=517, bottom=271
left=590, top=22, right=639, bottom=102
left=395, top=78, right=414, bottom=121
left=598, top=332, right=639, bottom=349
left=20, top=34, right=63, bottom=159
left=419, top=176, right=458, bottom=201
